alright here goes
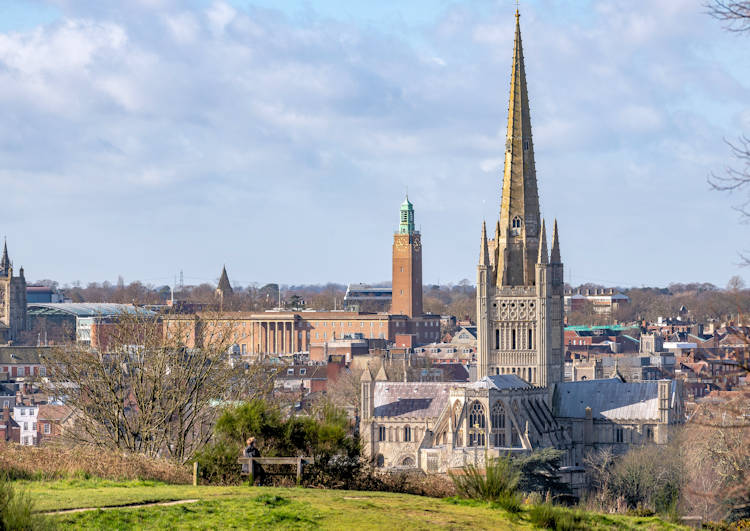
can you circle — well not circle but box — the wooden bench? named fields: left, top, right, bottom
left=237, top=456, right=314, bottom=484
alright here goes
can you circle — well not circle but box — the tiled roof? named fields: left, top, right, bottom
left=37, top=404, right=73, bottom=422
left=0, top=347, right=45, bottom=365
left=552, top=378, right=674, bottom=421
left=373, top=382, right=455, bottom=419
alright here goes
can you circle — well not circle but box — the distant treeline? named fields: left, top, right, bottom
left=34, top=277, right=750, bottom=324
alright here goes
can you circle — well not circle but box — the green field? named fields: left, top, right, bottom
left=20, top=479, right=685, bottom=530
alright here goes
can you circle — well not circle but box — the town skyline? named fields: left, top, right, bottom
left=0, top=0, right=748, bottom=287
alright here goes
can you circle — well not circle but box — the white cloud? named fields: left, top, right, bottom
left=0, top=0, right=746, bottom=287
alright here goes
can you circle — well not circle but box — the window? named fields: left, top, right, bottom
left=512, top=329, right=516, bottom=350
left=44, top=423, right=51, bottom=435
left=523, top=140, right=529, bottom=151
left=18, top=367, right=24, bottom=377
left=468, top=401, right=486, bottom=447
left=645, top=426, right=654, bottom=441
left=379, top=426, right=386, bottom=441
left=403, top=426, right=411, bottom=442
left=495, top=329, right=499, bottom=350
left=491, top=402, right=506, bottom=447
left=528, top=328, right=533, bottom=350
left=512, top=216, right=522, bottom=229
left=376, top=454, right=385, bottom=467
left=39, top=367, right=46, bottom=377
left=615, top=427, right=623, bottom=443
left=287, top=368, right=294, bottom=375
left=2, top=400, right=8, bottom=409
left=300, top=368, right=307, bottom=375
left=32, top=422, right=36, bottom=431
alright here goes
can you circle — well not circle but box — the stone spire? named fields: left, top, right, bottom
left=0, top=239, right=10, bottom=276
left=479, top=221, right=490, bottom=266
left=537, top=219, right=548, bottom=265
left=550, top=219, right=561, bottom=264
left=216, top=265, right=233, bottom=298
left=495, top=11, right=541, bottom=286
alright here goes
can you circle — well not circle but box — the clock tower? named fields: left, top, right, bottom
left=391, top=197, right=423, bottom=318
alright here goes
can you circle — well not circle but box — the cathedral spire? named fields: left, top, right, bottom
left=537, top=219, right=548, bottom=265
left=550, top=219, right=561, bottom=264
left=495, top=12, right=541, bottom=286
left=0, top=239, right=10, bottom=275
left=479, top=221, right=489, bottom=266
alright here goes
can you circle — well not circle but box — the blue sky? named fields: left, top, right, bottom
left=0, top=0, right=748, bottom=289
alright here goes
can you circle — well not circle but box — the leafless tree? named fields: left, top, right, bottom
left=707, top=1, right=750, bottom=263
left=41, top=312, right=278, bottom=463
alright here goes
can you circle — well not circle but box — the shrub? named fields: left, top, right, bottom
left=449, top=455, right=522, bottom=512
left=527, top=503, right=586, bottom=531
left=0, top=443, right=190, bottom=484
left=0, top=475, right=51, bottom=530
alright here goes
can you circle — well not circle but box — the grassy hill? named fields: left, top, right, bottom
left=21, top=479, right=685, bottom=530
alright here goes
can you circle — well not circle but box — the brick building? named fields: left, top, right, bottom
left=164, top=310, right=441, bottom=357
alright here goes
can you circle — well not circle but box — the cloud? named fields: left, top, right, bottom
left=0, top=0, right=747, bottom=288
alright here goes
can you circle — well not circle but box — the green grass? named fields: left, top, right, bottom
left=20, top=478, right=686, bottom=530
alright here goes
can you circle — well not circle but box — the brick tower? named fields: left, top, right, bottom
left=391, top=197, right=423, bottom=318
left=0, top=240, right=27, bottom=343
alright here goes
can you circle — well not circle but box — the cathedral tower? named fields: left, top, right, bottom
left=476, top=12, right=564, bottom=385
left=0, top=240, right=27, bottom=343
left=391, top=197, right=423, bottom=317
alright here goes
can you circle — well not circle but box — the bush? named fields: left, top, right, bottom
left=527, top=504, right=586, bottom=531
left=0, top=443, right=190, bottom=484
left=0, top=475, right=51, bottom=530
left=449, top=455, right=522, bottom=512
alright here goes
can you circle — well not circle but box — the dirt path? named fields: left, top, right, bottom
left=44, top=498, right=199, bottom=515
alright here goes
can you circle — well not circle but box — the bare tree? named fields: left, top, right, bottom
left=706, top=1, right=750, bottom=31
left=41, top=312, right=277, bottom=463
left=707, top=2, right=750, bottom=263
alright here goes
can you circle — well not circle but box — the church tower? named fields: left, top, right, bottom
left=0, top=240, right=27, bottom=343
left=476, top=12, right=564, bottom=385
left=391, top=197, right=423, bottom=317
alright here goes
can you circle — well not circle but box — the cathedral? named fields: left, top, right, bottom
left=0, top=240, right=27, bottom=343
left=359, top=12, right=683, bottom=491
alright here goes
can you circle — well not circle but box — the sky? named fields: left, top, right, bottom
left=0, top=0, right=748, bottom=289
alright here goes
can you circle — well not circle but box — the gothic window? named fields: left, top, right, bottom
left=468, top=401, right=486, bottom=447
left=401, top=456, right=415, bottom=467
left=528, top=328, right=533, bottom=350
left=512, top=216, right=522, bottom=229
left=495, top=329, right=499, bottom=349
left=512, top=329, right=517, bottom=349
left=378, top=426, right=386, bottom=441
left=491, top=402, right=506, bottom=447
left=523, top=140, right=530, bottom=151
left=403, top=425, right=411, bottom=442
left=376, top=454, right=385, bottom=467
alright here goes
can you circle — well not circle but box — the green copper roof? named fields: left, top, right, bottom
left=401, top=196, right=413, bottom=209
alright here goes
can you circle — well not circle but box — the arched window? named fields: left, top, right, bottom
left=403, top=425, right=411, bottom=442
left=469, top=401, right=486, bottom=429
left=491, top=402, right=506, bottom=447
left=512, top=216, right=522, bottom=229
left=468, top=401, right=486, bottom=447
left=376, top=454, right=385, bottom=467
left=495, top=329, right=499, bottom=349
left=401, top=456, right=415, bottom=467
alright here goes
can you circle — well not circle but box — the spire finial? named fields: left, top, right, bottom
left=516, top=0, right=520, bottom=18
left=479, top=221, right=490, bottom=267
left=537, top=219, right=548, bottom=265
left=550, top=219, right=561, bottom=263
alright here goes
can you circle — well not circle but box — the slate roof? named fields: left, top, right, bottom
left=0, top=347, right=44, bottom=365
left=552, top=378, right=674, bottom=421
left=469, top=374, right=530, bottom=390
left=373, top=382, right=455, bottom=419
